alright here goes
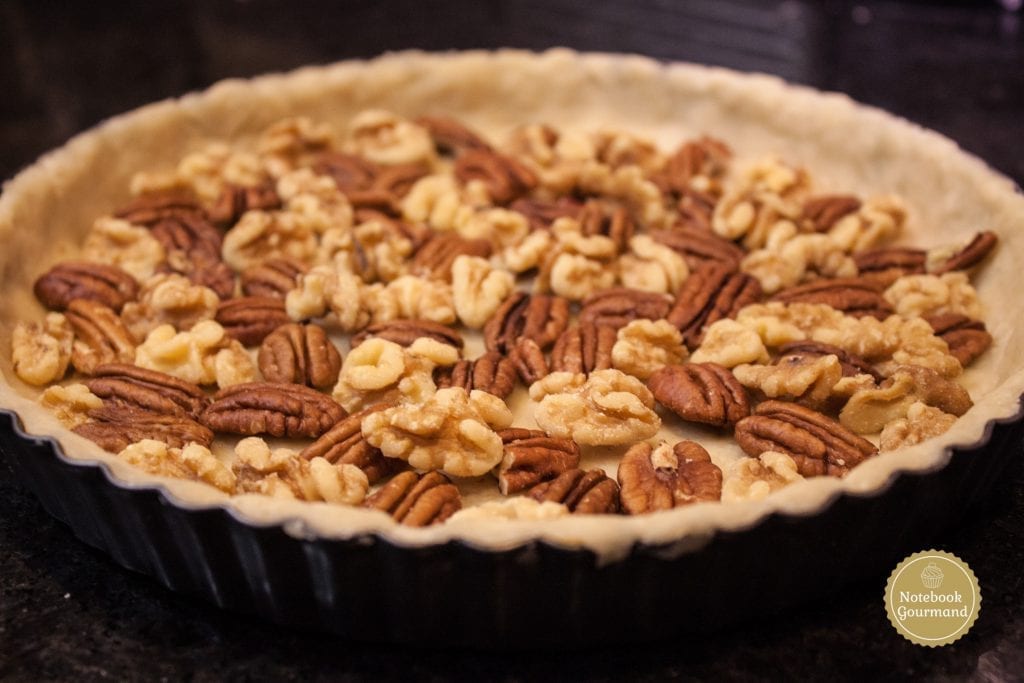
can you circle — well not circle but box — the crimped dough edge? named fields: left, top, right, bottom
left=2, top=48, right=1023, bottom=563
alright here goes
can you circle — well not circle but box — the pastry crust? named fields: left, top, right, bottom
left=2, top=49, right=1023, bottom=562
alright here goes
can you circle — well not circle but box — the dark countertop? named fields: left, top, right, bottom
left=2, top=1, right=1023, bottom=679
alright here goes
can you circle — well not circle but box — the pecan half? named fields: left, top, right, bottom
left=344, top=189, right=402, bottom=217
left=454, top=149, right=538, bottom=205
left=114, top=189, right=204, bottom=225
left=655, top=136, right=731, bottom=197
left=415, top=115, right=492, bottom=155
left=434, top=352, right=518, bottom=399
left=200, top=382, right=347, bottom=439
left=350, top=319, right=464, bottom=351
left=777, top=340, right=883, bottom=381
left=617, top=441, right=723, bottom=514
left=925, top=313, right=993, bottom=367
left=34, top=261, right=139, bottom=312
left=258, top=322, right=342, bottom=389
left=647, top=362, right=750, bottom=427
left=65, top=299, right=136, bottom=375
left=931, top=230, right=998, bottom=274
left=770, top=277, right=893, bottom=319
left=215, top=296, right=291, bottom=346
left=240, top=257, right=307, bottom=299
left=85, top=363, right=209, bottom=419
left=483, top=292, right=570, bottom=353
left=496, top=428, right=581, bottom=495
left=579, top=288, right=673, bottom=330
left=801, top=195, right=861, bottom=232
left=550, top=323, right=616, bottom=374
left=299, top=403, right=404, bottom=484
left=364, top=470, right=461, bottom=526
left=370, top=163, right=431, bottom=198
left=411, top=232, right=492, bottom=281
left=313, top=152, right=379, bottom=193
left=507, top=337, right=549, bottom=385
left=676, top=188, right=718, bottom=232
left=509, top=197, right=583, bottom=232
left=74, top=404, right=213, bottom=452
left=208, top=181, right=282, bottom=227
left=667, top=263, right=762, bottom=347
left=148, top=211, right=235, bottom=298
left=734, top=400, right=878, bottom=477
left=527, top=468, right=620, bottom=514
left=578, top=200, right=635, bottom=253
left=649, top=227, right=744, bottom=271
left=854, top=247, right=926, bottom=286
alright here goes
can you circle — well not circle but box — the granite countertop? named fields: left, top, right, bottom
left=2, top=1, right=1023, bottom=679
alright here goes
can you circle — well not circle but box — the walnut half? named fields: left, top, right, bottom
left=361, top=387, right=513, bottom=477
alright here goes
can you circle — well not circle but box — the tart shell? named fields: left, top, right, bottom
left=1, top=49, right=1024, bottom=645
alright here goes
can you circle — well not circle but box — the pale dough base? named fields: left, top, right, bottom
left=2, top=49, right=1023, bottom=563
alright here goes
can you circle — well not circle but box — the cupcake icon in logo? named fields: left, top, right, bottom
left=920, top=562, right=945, bottom=589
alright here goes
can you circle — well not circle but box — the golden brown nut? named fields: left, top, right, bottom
left=364, top=470, right=461, bottom=526
left=74, top=404, right=214, bottom=452
left=240, top=257, right=306, bottom=299
left=924, top=314, right=992, bottom=367
left=34, top=261, right=139, bottom=312
left=507, top=337, right=549, bottom=386
left=208, top=181, right=282, bottom=228
left=201, top=382, right=347, bottom=439
left=484, top=292, right=570, bottom=354
left=299, top=403, right=405, bottom=484
left=927, top=230, right=998, bottom=274
left=434, top=352, right=518, bottom=399
left=667, top=262, right=761, bottom=347
left=734, top=400, right=878, bottom=477
left=415, top=115, right=492, bottom=155
left=617, top=441, right=722, bottom=514
left=454, top=148, right=537, bottom=205
left=258, top=322, right=341, bottom=389
left=578, top=287, right=673, bottom=331
left=216, top=296, right=292, bottom=347
left=85, top=363, right=209, bottom=419
left=350, top=319, right=464, bottom=352
left=648, top=226, right=744, bottom=272
left=65, top=299, right=137, bottom=375
left=771, top=277, right=892, bottom=320
left=550, top=323, right=617, bottom=374
left=496, top=428, right=581, bottom=495
left=800, top=195, right=861, bottom=232
left=647, top=363, right=750, bottom=428
left=527, top=468, right=620, bottom=514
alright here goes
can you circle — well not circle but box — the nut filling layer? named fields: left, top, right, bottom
left=13, top=107, right=997, bottom=525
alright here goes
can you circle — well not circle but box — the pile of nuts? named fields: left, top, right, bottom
left=13, top=111, right=997, bottom=526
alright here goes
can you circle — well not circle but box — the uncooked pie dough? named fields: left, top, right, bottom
left=1, top=50, right=1022, bottom=561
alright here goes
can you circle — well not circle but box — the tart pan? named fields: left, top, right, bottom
left=3, top=403, right=1021, bottom=647
left=2, top=50, right=1023, bottom=647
